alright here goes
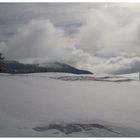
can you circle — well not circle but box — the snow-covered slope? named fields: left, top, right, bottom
left=0, top=72, right=140, bottom=137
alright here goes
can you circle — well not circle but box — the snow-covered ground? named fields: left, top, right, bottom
left=0, top=72, right=140, bottom=137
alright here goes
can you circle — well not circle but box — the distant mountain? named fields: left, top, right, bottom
left=39, top=62, right=93, bottom=74
left=3, top=60, right=93, bottom=75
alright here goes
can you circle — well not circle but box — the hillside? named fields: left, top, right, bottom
left=3, top=60, right=93, bottom=75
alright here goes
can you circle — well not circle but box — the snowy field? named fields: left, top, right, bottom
left=0, top=72, right=140, bottom=137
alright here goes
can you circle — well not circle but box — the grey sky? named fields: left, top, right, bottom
left=1, top=3, right=140, bottom=74
left=0, top=3, right=99, bottom=41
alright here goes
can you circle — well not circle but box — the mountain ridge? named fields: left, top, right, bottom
left=2, top=60, right=93, bottom=75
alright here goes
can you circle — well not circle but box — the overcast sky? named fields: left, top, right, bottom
left=1, top=3, right=140, bottom=74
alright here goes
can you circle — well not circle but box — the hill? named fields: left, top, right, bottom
left=3, top=60, right=93, bottom=74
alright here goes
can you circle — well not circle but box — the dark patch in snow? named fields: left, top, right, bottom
left=33, top=123, right=120, bottom=135
left=50, top=76, right=133, bottom=82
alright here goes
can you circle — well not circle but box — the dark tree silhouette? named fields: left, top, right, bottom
left=0, top=52, right=4, bottom=72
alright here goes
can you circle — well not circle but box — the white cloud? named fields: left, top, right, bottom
left=93, top=56, right=140, bottom=74
left=2, top=19, right=98, bottom=68
left=76, top=3, right=140, bottom=58
left=75, top=3, right=140, bottom=74
left=2, top=3, right=140, bottom=75
left=3, top=19, right=71, bottom=63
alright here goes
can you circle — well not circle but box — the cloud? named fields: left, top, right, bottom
left=3, top=19, right=72, bottom=63
left=0, top=3, right=98, bottom=41
left=93, top=56, right=140, bottom=74
left=76, top=3, right=140, bottom=58
left=2, top=19, right=98, bottom=68
left=75, top=3, right=140, bottom=74
left=1, top=3, right=140, bottom=75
